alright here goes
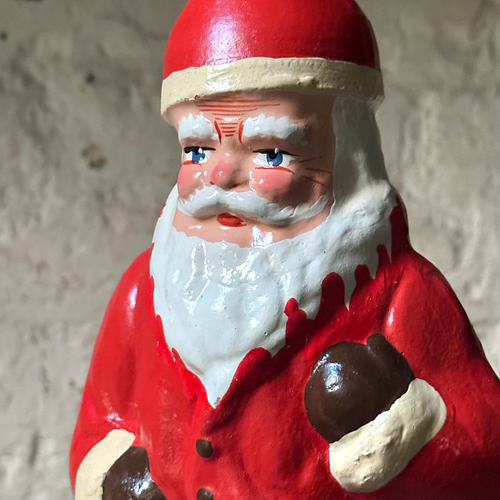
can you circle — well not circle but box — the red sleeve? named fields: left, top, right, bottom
left=69, top=248, right=153, bottom=490
left=382, top=252, right=500, bottom=499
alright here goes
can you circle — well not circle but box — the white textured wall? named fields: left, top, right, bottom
left=1, top=1, right=499, bottom=498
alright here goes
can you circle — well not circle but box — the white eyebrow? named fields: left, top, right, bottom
left=178, top=113, right=218, bottom=141
left=242, top=114, right=305, bottom=144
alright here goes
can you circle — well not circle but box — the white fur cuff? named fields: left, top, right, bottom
left=329, top=378, right=447, bottom=493
left=75, top=429, right=135, bottom=500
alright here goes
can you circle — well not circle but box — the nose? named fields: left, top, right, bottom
left=208, top=159, right=242, bottom=190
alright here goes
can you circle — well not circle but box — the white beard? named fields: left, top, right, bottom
left=151, top=183, right=394, bottom=407
left=150, top=96, right=396, bottom=407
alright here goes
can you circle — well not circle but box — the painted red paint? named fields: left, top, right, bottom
left=255, top=166, right=294, bottom=174
left=216, top=213, right=247, bottom=227
left=300, top=175, right=328, bottom=188
left=199, top=109, right=259, bottom=114
left=212, top=115, right=256, bottom=119
left=164, top=0, right=380, bottom=79
left=214, top=121, right=222, bottom=143
left=199, top=101, right=270, bottom=111
left=70, top=199, right=500, bottom=499
left=204, top=99, right=279, bottom=104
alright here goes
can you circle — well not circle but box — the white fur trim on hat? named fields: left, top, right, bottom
left=161, top=56, right=384, bottom=115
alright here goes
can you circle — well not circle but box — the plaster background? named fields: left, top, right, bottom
left=0, top=0, right=499, bottom=498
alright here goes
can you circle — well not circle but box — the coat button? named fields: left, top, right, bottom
left=197, top=487, right=214, bottom=500
left=196, top=439, right=213, bottom=458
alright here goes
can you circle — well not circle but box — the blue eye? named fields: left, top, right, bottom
left=193, top=149, right=205, bottom=162
left=253, top=149, right=294, bottom=169
left=266, top=150, right=283, bottom=166
left=183, top=147, right=214, bottom=164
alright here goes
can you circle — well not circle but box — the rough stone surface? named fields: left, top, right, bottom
left=0, top=1, right=499, bottom=498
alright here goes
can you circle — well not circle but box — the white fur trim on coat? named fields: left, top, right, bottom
left=329, top=379, right=447, bottom=493
left=75, top=429, right=135, bottom=500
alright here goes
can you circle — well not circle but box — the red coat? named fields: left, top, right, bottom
left=70, top=202, right=500, bottom=500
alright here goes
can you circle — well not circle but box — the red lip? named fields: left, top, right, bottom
left=217, top=213, right=247, bottom=227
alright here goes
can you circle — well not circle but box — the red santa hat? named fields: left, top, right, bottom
left=161, top=0, right=383, bottom=116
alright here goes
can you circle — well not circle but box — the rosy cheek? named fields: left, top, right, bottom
left=177, top=165, right=203, bottom=199
left=250, top=170, right=295, bottom=199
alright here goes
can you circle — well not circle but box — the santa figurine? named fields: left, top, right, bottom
left=70, top=0, right=500, bottom=499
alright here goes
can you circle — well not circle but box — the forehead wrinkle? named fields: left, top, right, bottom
left=197, top=100, right=279, bottom=117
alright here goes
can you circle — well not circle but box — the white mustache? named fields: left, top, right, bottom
left=178, top=185, right=329, bottom=227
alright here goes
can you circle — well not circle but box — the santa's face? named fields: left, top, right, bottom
left=167, top=92, right=336, bottom=247
left=154, top=96, right=395, bottom=405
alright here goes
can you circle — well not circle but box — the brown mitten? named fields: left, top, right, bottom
left=305, top=334, right=414, bottom=443
left=102, top=446, right=166, bottom=500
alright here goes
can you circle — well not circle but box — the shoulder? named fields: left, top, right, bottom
left=118, top=247, right=153, bottom=291
left=95, top=247, right=155, bottom=348
left=384, top=247, right=485, bottom=379
left=107, top=247, right=154, bottom=308
left=391, top=248, right=466, bottom=319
